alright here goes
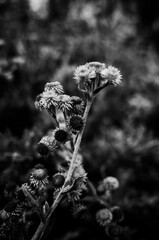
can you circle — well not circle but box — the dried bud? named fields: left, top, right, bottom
left=29, top=168, right=49, bottom=190
left=69, top=115, right=84, bottom=132
left=54, top=128, right=69, bottom=143
left=52, top=173, right=65, bottom=188
left=96, top=208, right=113, bottom=227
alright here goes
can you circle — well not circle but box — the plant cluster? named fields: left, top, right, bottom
left=0, top=62, right=123, bottom=240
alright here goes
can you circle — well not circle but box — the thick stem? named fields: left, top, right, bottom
left=31, top=100, right=92, bottom=240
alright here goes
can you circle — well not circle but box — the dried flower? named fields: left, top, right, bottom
left=54, top=128, right=70, bottom=143
left=68, top=115, right=84, bottom=133
left=29, top=168, right=49, bottom=187
left=96, top=208, right=113, bottom=226
left=103, top=177, right=119, bottom=191
left=56, top=94, right=73, bottom=111
left=100, top=66, right=122, bottom=86
left=52, top=173, right=65, bottom=188
left=44, top=81, right=64, bottom=94
left=37, top=134, right=57, bottom=155
left=73, top=65, right=90, bottom=83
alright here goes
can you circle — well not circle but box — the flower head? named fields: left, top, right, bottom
left=103, top=177, right=119, bottom=191
left=100, top=66, right=122, bottom=86
left=56, top=94, right=73, bottom=111
left=29, top=168, right=49, bottom=189
left=44, top=81, right=64, bottom=94
left=52, top=173, right=65, bottom=188
left=68, top=115, right=84, bottom=133
left=37, top=134, right=57, bottom=155
left=96, top=208, right=113, bottom=226
left=54, top=128, right=70, bottom=143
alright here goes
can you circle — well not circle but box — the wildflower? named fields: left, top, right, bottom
left=68, top=115, right=84, bottom=133
left=37, top=134, right=57, bottom=155
left=86, top=61, right=106, bottom=73
left=34, top=94, right=46, bottom=111
left=54, top=128, right=70, bottom=144
left=103, top=177, right=119, bottom=191
left=110, top=206, right=124, bottom=222
left=100, top=66, right=122, bottom=86
left=44, top=81, right=64, bottom=94
left=56, top=94, right=73, bottom=111
left=96, top=208, right=113, bottom=226
left=73, top=65, right=90, bottom=83
left=29, top=168, right=49, bottom=190
left=52, top=173, right=65, bottom=188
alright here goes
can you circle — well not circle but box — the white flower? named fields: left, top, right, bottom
left=101, top=66, right=122, bottom=86
left=44, top=81, right=64, bottom=94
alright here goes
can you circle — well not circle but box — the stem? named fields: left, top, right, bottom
left=31, top=100, right=92, bottom=240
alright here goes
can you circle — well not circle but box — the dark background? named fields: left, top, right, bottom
left=0, top=0, right=159, bottom=239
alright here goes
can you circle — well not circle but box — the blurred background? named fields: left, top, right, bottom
left=0, top=0, right=159, bottom=239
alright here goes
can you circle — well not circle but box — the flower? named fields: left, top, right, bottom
left=52, top=173, right=65, bottom=188
left=56, top=94, right=73, bottom=111
left=68, top=115, right=84, bottom=133
left=54, top=128, right=70, bottom=143
left=96, top=208, right=113, bottom=226
left=103, top=177, right=119, bottom=191
left=44, top=81, right=64, bottom=94
left=29, top=168, right=49, bottom=190
left=73, top=65, right=90, bottom=83
left=100, top=66, right=122, bottom=86
left=86, top=61, right=106, bottom=73
left=37, top=134, right=57, bottom=155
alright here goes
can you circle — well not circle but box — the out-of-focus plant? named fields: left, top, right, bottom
left=0, top=62, right=123, bottom=240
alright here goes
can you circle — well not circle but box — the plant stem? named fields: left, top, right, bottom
left=31, top=100, right=92, bottom=240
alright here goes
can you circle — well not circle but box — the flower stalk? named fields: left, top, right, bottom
left=31, top=100, right=92, bottom=240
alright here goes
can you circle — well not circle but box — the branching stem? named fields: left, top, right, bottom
left=31, top=100, right=92, bottom=240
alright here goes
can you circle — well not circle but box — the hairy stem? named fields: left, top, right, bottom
left=31, top=100, right=92, bottom=240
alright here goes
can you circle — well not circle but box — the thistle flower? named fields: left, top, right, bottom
left=96, top=208, right=113, bottom=226
left=54, top=128, right=70, bottom=144
left=29, top=168, right=49, bottom=190
left=100, top=66, right=122, bottom=86
left=68, top=115, right=84, bottom=133
left=103, top=177, right=119, bottom=191
left=44, top=81, right=64, bottom=94
left=37, top=134, right=57, bottom=155
left=86, top=61, right=106, bottom=73
left=52, top=173, right=65, bottom=188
